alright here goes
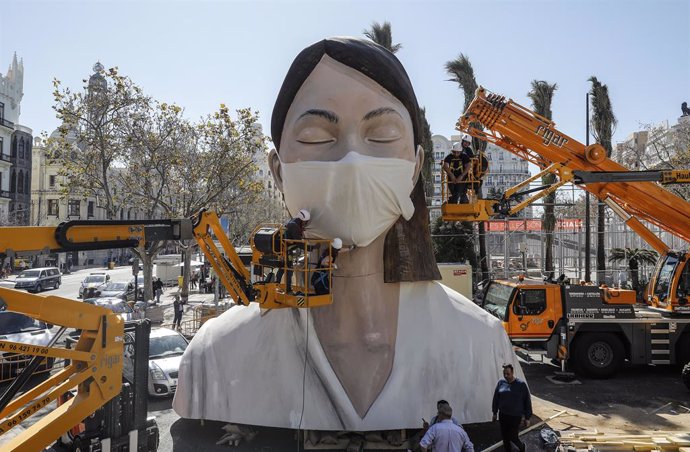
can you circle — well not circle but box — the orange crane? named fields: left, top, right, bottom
left=444, top=87, right=690, bottom=314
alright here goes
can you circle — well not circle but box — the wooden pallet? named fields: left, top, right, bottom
left=559, top=432, right=690, bottom=451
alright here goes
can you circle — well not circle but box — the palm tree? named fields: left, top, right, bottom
left=363, top=21, right=402, bottom=53
left=362, top=21, right=434, bottom=201
left=589, top=77, right=617, bottom=283
left=527, top=81, right=558, bottom=274
left=445, top=54, right=490, bottom=283
left=608, top=248, right=658, bottom=294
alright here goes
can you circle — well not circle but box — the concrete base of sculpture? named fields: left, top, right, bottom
left=173, top=281, right=522, bottom=431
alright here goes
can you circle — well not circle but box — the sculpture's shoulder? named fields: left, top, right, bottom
left=399, top=280, right=502, bottom=326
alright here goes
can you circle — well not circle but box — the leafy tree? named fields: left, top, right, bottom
left=49, top=67, right=150, bottom=220
left=608, top=247, right=658, bottom=294
left=445, top=53, right=490, bottom=282
left=431, top=216, right=476, bottom=265
left=589, top=76, right=617, bottom=283
left=49, top=66, right=266, bottom=302
left=527, top=80, right=558, bottom=273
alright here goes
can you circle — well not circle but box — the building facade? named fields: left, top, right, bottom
left=0, top=53, right=33, bottom=225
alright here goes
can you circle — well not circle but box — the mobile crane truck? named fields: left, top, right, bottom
left=0, top=210, right=335, bottom=451
left=445, top=87, right=690, bottom=379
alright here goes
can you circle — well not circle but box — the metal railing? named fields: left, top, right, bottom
left=0, top=348, right=67, bottom=385
left=0, top=153, right=10, bottom=163
left=0, top=190, right=10, bottom=199
left=161, top=302, right=232, bottom=338
left=0, top=118, right=14, bottom=129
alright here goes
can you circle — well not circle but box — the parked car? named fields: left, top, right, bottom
left=13, top=267, right=61, bottom=293
left=98, top=281, right=136, bottom=301
left=147, top=328, right=188, bottom=396
left=0, top=311, right=55, bottom=381
left=83, top=297, right=134, bottom=322
left=78, top=273, right=110, bottom=298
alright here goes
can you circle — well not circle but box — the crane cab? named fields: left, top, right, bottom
left=646, top=251, right=690, bottom=314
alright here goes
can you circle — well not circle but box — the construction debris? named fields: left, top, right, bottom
left=558, top=432, right=690, bottom=451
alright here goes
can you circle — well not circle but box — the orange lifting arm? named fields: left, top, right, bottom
left=189, top=210, right=254, bottom=306
left=0, top=289, right=124, bottom=452
left=458, top=87, right=690, bottom=246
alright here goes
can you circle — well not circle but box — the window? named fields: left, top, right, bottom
left=0, top=102, right=4, bottom=122
left=514, top=289, right=547, bottom=316
left=68, top=200, right=80, bottom=217
left=49, top=175, right=57, bottom=188
left=17, top=171, right=23, bottom=194
left=48, top=199, right=59, bottom=216
left=24, top=173, right=29, bottom=194
left=10, top=170, right=15, bottom=192
left=18, top=139, right=24, bottom=159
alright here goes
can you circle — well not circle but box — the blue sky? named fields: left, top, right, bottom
left=1, top=0, right=688, bottom=148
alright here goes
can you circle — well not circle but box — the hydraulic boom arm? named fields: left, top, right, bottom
left=457, top=87, right=690, bottom=250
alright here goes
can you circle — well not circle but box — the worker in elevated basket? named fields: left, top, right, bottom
left=173, top=37, right=521, bottom=442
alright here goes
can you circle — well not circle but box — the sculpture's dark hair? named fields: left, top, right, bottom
left=271, top=37, right=440, bottom=283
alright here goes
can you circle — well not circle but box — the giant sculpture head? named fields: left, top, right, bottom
left=269, top=37, right=439, bottom=282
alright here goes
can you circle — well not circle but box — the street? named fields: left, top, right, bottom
left=1, top=265, right=137, bottom=300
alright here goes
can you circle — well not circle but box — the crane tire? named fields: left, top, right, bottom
left=575, top=333, right=624, bottom=378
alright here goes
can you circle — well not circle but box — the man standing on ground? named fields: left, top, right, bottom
left=420, top=403, right=474, bottom=452
left=173, top=294, right=183, bottom=331
left=492, top=364, right=532, bottom=452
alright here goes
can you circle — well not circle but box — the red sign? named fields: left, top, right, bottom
left=485, top=218, right=582, bottom=232
left=453, top=269, right=468, bottom=276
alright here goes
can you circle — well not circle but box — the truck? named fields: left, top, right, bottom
left=479, top=275, right=690, bottom=377
left=0, top=210, right=336, bottom=451
left=446, top=87, right=690, bottom=378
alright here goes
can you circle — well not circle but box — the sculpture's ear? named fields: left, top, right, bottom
left=413, top=145, right=424, bottom=185
left=269, top=149, right=283, bottom=192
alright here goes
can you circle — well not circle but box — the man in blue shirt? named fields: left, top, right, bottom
left=492, top=364, right=532, bottom=452
left=420, top=403, right=474, bottom=452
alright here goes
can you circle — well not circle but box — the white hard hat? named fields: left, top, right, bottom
left=452, top=142, right=463, bottom=152
left=462, top=133, right=472, bottom=143
left=298, top=209, right=310, bottom=222
left=332, top=238, right=343, bottom=250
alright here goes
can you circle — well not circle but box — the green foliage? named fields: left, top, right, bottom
left=608, top=247, right=659, bottom=292
left=363, top=21, right=402, bottom=53
left=527, top=80, right=558, bottom=272
left=589, top=76, right=617, bottom=279
left=589, top=76, right=617, bottom=156
left=444, top=52, right=488, bottom=280
left=431, top=216, right=476, bottom=265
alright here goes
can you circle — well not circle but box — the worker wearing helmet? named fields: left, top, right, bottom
left=312, top=238, right=343, bottom=295
left=276, top=209, right=310, bottom=294
left=442, top=141, right=464, bottom=204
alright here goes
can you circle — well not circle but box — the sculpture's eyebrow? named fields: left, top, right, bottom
left=298, top=109, right=339, bottom=124
left=363, top=107, right=401, bottom=121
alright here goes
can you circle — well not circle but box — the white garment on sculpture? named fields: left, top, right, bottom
left=280, top=151, right=416, bottom=247
left=173, top=282, right=522, bottom=431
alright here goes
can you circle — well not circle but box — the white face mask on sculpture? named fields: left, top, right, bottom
left=280, top=151, right=416, bottom=247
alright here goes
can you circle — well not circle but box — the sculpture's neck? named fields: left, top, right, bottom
left=311, top=232, right=400, bottom=419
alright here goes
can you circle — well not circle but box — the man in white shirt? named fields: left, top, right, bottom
left=420, top=404, right=474, bottom=452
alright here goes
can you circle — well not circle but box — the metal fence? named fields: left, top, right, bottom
left=468, top=184, right=688, bottom=285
